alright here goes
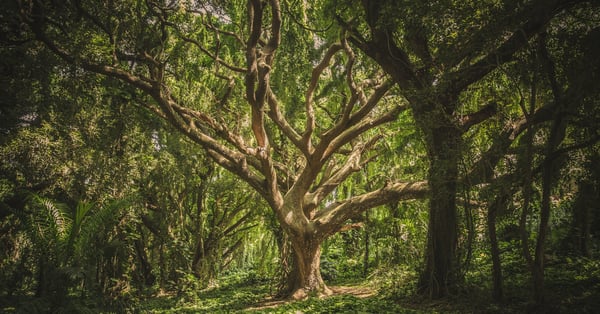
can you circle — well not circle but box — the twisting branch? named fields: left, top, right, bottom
left=341, top=35, right=367, bottom=111
left=306, top=134, right=383, bottom=210
left=315, top=180, right=429, bottom=231
left=304, top=42, right=343, bottom=152
left=266, top=92, right=304, bottom=151
left=246, top=0, right=267, bottom=148
left=264, top=0, right=282, bottom=59
left=243, top=0, right=285, bottom=209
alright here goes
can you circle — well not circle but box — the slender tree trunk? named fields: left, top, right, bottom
left=533, top=159, right=552, bottom=304
left=533, top=32, right=566, bottom=305
left=134, top=235, right=155, bottom=286
left=488, top=194, right=506, bottom=302
left=519, top=78, right=537, bottom=268
left=363, top=212, right=370, bottom=277
left=418, top=126, right=461, bottom=298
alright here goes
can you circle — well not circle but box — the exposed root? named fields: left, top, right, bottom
left=245, top=285, right=375, bottom=311
left=290, top=285, right=333, bottom=300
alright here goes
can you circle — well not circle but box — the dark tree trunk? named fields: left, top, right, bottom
left=488, top=194, right=506, bottom=302
left=533, top=161, right=552, bottom=305
left=569, top=182, right=594, bottom=257
left=533, top=107, right=566, bottom=305
left=134, top=235, right=155, bottom=286
left=418, top=125, right=461, bottom=298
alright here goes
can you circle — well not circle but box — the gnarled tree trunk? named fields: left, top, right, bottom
left=287, top=233, right=331, bottom=299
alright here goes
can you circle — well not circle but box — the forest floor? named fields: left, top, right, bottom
left=137, top=256, right=600, bottom=314
left=244, top=285, right=376, bottom=311
left=2, top=256, right=599, bottom=313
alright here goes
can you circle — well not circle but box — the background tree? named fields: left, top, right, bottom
left=334, top=0, right=597, bottom=298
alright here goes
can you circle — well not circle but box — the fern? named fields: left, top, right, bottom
left=74, top=198, right=131, bottom=263
left=26, top=194, right=72, bottom=255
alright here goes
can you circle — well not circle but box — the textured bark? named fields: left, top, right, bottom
left=418, top=125, right=461, bottom=298
left=287, top=232, right=331, bottom=299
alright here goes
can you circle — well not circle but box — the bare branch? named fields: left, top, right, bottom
left=459, top=102, right=498, bottom=133
left=306, top=136, right=383, bottom=209
left=321, top=85, right=401, bottom=163
left=449, top=0, right=582, bottom=95
left=464, top=102, right=556, bottom=185
left=304, top=42, right=343, bottom=152
left=266, top=92, right=304, bottom=150
left=315, top=180, right=429, bottom=231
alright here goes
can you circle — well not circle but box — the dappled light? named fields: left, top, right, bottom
left=1, top=0, right=599, bottom=313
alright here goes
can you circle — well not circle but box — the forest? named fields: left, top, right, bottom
left=1, top=0, right=599, bottom=313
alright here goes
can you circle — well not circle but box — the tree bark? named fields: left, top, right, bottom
left=287, top=232, right=331, bottom=299
left=418, top=125, right=461, bottom=298
left=569, top=181, right=594, bottom=257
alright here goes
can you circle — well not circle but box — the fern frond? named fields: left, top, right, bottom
left=74, top=198, right=132, bottom=261
left=28, top=194, right=72, bottom=242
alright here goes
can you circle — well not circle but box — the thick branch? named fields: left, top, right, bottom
left=449, top=0, right=582, bottom=95
left=459, top=102, right=498, bottom=133
left=464, top=102, right=556, bottom=185
left=315, top=181, right=429, bottom=231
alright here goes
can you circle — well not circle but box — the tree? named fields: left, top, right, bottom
left=14, top=0, right=429, bottom=297
left=335, top=0, right=595, bottom=298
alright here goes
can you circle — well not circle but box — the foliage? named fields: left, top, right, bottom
left=1, top=0, right=599, bottom=311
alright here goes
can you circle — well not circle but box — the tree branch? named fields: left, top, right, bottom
left=459, top=102, right=498, bottom=133
left=304, top=42, right=343, bottom=152
left=464, top=102, right=556, bottom=185
left=315, top=180, right=429, bottom=232
left=449, top=0, right=582, bottom=95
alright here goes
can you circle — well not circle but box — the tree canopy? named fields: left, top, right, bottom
left=1, top=0, right=599, bottom=312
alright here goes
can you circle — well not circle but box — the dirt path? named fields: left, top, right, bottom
left=244, top=285, right=377, bottom=311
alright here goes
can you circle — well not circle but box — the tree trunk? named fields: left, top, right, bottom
left=533, top=108, right=566, bottom=305
left=418, top=126, right=461, bottom=298
left=134, top=236, right=155, bottom=286
left=569, top=181, right=593, bottom=257
left=363, top=213, right=370, bottom=277
left=488, top=195, right=505, bottom=302
left=286, top=233, right=331, bottom=299
left=533, top=165, right=552, bottom=305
